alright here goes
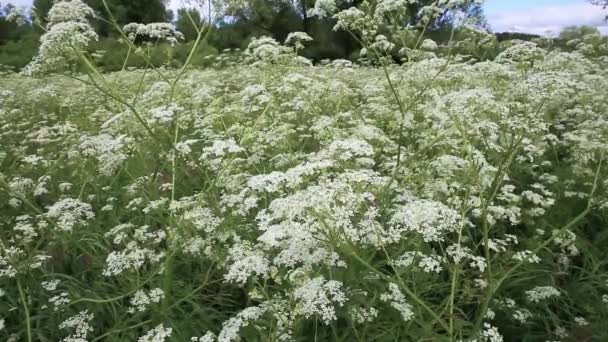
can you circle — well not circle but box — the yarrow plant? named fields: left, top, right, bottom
left=23, top=0, right=98, bottom=75
left=0, top=0, right=607, bottom=341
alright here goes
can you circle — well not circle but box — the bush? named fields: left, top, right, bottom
left=90, top=38, right=218, bottom=72
left=0, top=33, right=39, bottom=70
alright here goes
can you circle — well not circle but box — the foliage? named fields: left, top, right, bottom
left=33, top=0, right=169, bottom=35
left=0, top=32, right=39, bottom=70
left=176, top=8, right=203, bottom=42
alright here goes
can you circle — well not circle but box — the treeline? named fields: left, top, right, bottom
left=0, top=0, right=488, bottom=70
left=0, top=0, right=606, bottom=71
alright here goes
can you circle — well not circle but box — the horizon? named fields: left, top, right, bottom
left=2, top=0, right=608, bottom=36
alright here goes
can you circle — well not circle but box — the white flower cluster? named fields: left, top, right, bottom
left=218, top=305, right=267, bottom=342
left=224, top=242, right=271, bottom=285
left=495, top=41, right=546, bottom=65
left=389, top=199, right=461, bottom=242
left=246, top=36, right=291, bottom=62
left=392, top=251, right=444, bottom=273
left=123, top=23, right=185, bottom=46
left=50, top=292, right=71, bottom=311
left=380, top=283, right=414, bottom=322
left=46, top=198, right=95, bottom=232
left=307, top=0, right=337, bottom=18
left=6, top=5, right=26, bottom=26
left=138, top=324, right=173, bottom=342
left=333, top=7, right=379, bottom=41
left=375, top=0, right=416, bottom=17
left=59, top=310, right=94, bottom=342
left=23, top=0, right=98, bottom=75
left=481, top=323, right=503, bottom=342
left=79, top=134, right=130, bottom=176
left=103, top=223, right=166, bottom=276
left=47, top=0, right=95, bottom=26
left=284, top=32, right=314, bottom=51
left=129, top=288, right=165, bottom=313
left=525, top=286, right=561, bottom=303
left=350, top=305, right=379, bottom=323
left=293, top=276, right=347, bottom=323
left=191, top=332, right=216, bottom=342
left=42, top=279, right=61, bottom=291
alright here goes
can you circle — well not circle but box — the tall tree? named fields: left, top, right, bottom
left=176, top=8, right=203, bottom=41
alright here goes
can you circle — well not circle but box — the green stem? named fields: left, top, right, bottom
left=348, top=250, right=449, bottom=332
left=17, top=279, right=32, bottom=342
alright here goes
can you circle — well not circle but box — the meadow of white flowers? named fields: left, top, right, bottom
left=1, top=0, right=608, bottom=341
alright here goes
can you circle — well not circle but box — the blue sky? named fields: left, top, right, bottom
left=3, top=0, right=608, bottom=36
left=485, top=0, right=608, bottom=35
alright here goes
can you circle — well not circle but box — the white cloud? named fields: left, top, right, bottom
left=488, top=2, right=608, bottom=36
left=2, top=0, right=31, bottom=7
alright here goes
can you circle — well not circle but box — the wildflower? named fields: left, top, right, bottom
left=370, top=35, right=395, bottom=52
left=103, top=242, right=165, bottom=276
left=23, top=0, right=98, bottom=75
left=218, top=306, right=267, bottom=342
left=138, top=324, right=173, bottom=342
left=512, top=251, right=541, bottom=264
left=59, top=310, right=94, bottom=341
left=129, top=288, right=165, bottom=313
left=481, top=323, right=503, bottom=342
left=350, top=306, right=379, bottom=324
left=574, top=317, right=589, bottom=326
left=224, top=243, right=271, bottom=285
left=420, top=39, right=439, bottom=51
left=526, top=286, right=561, bottom=303
left=79, top=134, right=130, bottom=176
left=246, top=36, right=288, bottom=61
left=123, top=23, right=185, bottom=46
left=6, top=6, right=26, bottom=26
left=285, top=32, right=313, bottom=51
left=308, top=0, right=337, bottom=18
left=375, top=0, right=412, bottom=17
left=50, top=292, right=70, bottom=311
left=46, top=198, right=94, bottom=232
left=293, top=277, right=347, bottom=323
left=47, top=0, right=95, bottom=26
left=389, top=199, right=460, bottom=242
left=191, top=332, right=216, bottom=342
left=380, top=283, right=414, bottom=322
left=42, top=279, right=61, bottom=291
left=512, top=309, right=532, bottom=324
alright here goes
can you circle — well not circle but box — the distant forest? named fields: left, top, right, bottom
left=0, top=0, right=603, bottom=71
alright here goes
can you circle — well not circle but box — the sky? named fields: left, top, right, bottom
left=3, top=0, right=608, bottom=36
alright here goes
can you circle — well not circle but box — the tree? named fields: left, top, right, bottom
left=32, top=0, right=170, bottom=36
left=559, top=25, right=601, bottom=42
left=32, top=0, right=53, bottom=27
left=176, top=8, right=203, bottom=41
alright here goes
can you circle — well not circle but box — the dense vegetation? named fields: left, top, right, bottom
left=0, top=0, right=540, bottom=70
left=1, top=0, right=608, bottom=341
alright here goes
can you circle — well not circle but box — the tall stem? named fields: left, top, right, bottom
left=17, top=279, right=32, bottom=342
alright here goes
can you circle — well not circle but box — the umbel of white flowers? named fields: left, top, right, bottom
left=22, top=0, right=185, bottom=76
left=22, top=0, right=98, bottom=76
left=123, top=23, right=185, bottom=46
